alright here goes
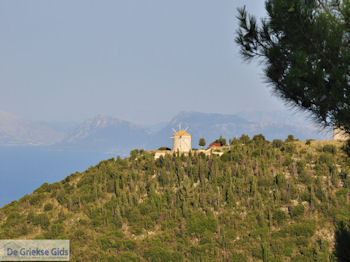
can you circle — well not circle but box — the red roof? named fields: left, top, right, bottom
left=209, top=143, right=222, bottom=148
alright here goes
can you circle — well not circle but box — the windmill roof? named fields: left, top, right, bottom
left=173, top=130, right=191, bottom=136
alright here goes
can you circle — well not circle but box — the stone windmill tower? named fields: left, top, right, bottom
left=172, top=127, right=191, bottom=152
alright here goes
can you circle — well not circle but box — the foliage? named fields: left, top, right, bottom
left=334, top=219, right=350, bottom=261
left=198, top=138, right=206, bottom=149
left=272, top=139, right=283, bottom=148
left=285, top=135, right=297, bottom=142
left=157, top=147, right=171, bottom=151
left=0, top=138, right=349, bottom=260
left=44, top=203, right=53, bottom=212
left=236, top=0, right=350, bottom=134
left=212, top=136, right=227, bottom=146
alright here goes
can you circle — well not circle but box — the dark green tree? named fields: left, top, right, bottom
left=199, top=138, right=206, bottom=149
left=334, top=219, right=350, bottom=262
left=285, top=134, right=296, bottom=142
left=236, top=0, right=350, bottom=134
left=213, top=136, right=227, bottom=146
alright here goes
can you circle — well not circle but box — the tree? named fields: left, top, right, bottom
left=236, top=0, right=350, bottom=134
left=285, top=134, right=296, bottom=142
left=199, top=138, right=206, bottom=149
left=213, top=136, right=227, bottom=146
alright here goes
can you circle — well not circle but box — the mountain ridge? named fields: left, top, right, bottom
left=0, top=110, right=332, bottom=154
left=0, top=111, right=65, bottom=146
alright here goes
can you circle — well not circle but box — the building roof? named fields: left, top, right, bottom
left=209, top=142, right=222, bottom=148
left=173, top=130, right=191, bottom=136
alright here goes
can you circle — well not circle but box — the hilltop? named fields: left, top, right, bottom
left=0, top=137, right=349, bottom=261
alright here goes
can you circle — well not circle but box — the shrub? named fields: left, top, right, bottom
left=318, top=153, right=334, bottom=166
left=187, top=211, right=217, bottom=236
left=239, top=134, right=250, bottom=144
left=342, top=139, right=350, bottom=157
left=44, top=224, right=64, bottom=238
left=33, top=214, right=50, bottom=230
left=322, top=144, right=337, bottom=154
left=117, top=252, right=140, bottom=262
left=288, top=221, right=316, bottom=237
left=44, top=203, right=53, bottom=212
left=285, top=134, right=296, bottom=142
left=305, top=139, right=314, bottom=145
left=34, top=183, right=51, bottom=193
left=290, top=205, right=305, bottom=219
left=212, top=136, right=227, bottom=146
left=252, top=134, right=266, bottom=144
left=29, top=194, right=43, bottom=206
left=272, top=139, right=283, bottom=148
left=144, top=247, right=174, bottom=262
left=274, top=210, right=286, bottom=225
left=157, top=147, right=171, bottom=151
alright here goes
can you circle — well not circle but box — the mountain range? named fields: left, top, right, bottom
left=0, top=111, right=65, bottom=146
left=0, top=110, right=332, bottom=155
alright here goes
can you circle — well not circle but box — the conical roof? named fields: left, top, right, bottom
left=173, top=130, right=190, bottom=136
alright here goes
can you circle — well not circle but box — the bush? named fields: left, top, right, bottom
left=252, top=134, right=266, bottom=144
left=334, top=219, right=350, bottom=261
left=44, top=203, right=53, bottom=212
left=29, top=194, right=43, bottom=206
left=157, top=147, right=171, bottom=151
left=342, top=139, right=350, bottom=157
left=5, top=212, right=24, bottom=227
left=275, top=174, right=286, bottom=187
left=212, top=136, right=227, bottom=146
left=33, top=214, right=50, bottom=230
left=187, top=211, right=217, bottom=236
left=144, top=247, right=180, bottom=262
left=290, top=205, right=305, bottom=219
left=274, top=210, right=286, bottom=225
left=322, top=144, right=337, bottom=154
left=283, top=157, right=293, bottom=167
left=34, top=183, right=51, bottom=193
left=44, top=224, right=64, bottom=238
left=239, top=134, right=250, bottom=144
left=272, top=139, right=283, bottom=148
left=305, top=139, right=314, bottom=145
left=283, top=144, right=296, bottom=153
left=318, top=153, right=334, bottom=166
left=287, top=221, right=316, bottom=237
left=117, top=252, right=140, bottom=262
left=285, top=134, right=297, bottom=142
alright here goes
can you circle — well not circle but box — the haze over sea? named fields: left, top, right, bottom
left=0, top=146, right=113, bottom=207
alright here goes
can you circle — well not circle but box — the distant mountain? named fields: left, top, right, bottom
left=0, top=111, right=65, bottom=146
left=0, top=110, right=332, bottom=153
left=147, top=111, right=253, bottom=149
left=149, top=111, right=331, bottom=149
left=238, top=110, right=332, bottom=140
left=54, top=115, right=148, bottom=155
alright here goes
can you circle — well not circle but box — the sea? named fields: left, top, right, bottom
left=0, top=146, right=114, bottom=208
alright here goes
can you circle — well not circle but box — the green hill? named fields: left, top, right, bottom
left=1, top=136, right=349, bottom=261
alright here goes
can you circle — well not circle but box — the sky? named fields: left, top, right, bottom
left=0, top=0, right=293, bottom=124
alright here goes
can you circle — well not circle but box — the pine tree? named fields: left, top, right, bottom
left=236, top=0, right=350, bottom=133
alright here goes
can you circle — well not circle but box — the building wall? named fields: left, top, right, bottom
left=173, top=135, right=191, bottom=152
left=333, top=126, right=349, bottom=141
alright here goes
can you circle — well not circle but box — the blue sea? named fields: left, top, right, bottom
left=0, top=147, right=113, bottom=207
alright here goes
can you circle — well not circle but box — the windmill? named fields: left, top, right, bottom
left=170, top=123, right=191, bottom=152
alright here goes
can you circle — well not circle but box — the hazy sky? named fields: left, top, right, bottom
left=0, top=0, right=291, bottom=124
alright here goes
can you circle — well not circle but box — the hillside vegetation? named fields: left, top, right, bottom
left=0, top=136, right=349, bottom=261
